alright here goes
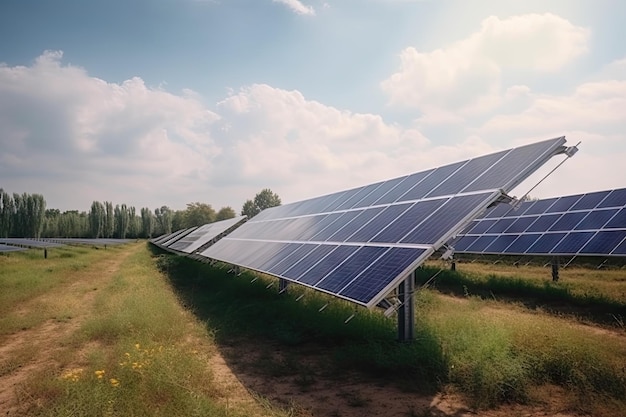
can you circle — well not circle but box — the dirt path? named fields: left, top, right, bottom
left=0, top=245, right=140, bottom=415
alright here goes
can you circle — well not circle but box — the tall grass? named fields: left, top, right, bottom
left=417, top=264, right=626, bottom=326
left=158, top=251, right=626, bottom=414
left=13, top=244, right=281, bottom=417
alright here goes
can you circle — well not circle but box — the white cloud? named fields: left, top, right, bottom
left=273, top=0, right=315, bottom=16
left=1, top=49, right=622, bottom=214
left=381, top=13, right=590, bottom=115
left=0, top=51, right=221, bottom=210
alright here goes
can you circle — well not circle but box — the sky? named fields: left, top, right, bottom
left=1, top=0, right=625, bottom=213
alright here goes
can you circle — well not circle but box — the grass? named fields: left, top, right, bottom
left=4, top=243, right=625, bottom=416
left=419, top=260, right=626, bottom=326
left=2, top=243, right=286, bottom=417
left=157, top=250, right=626, bottom=415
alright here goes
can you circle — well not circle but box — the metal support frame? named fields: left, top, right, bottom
left=551, top=256, right=560, bottom=282
left=278, top=278, right=289, bottom=293
left=397, top=271, right=416, bottom=342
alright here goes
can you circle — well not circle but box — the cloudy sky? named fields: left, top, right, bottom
left=1, top=0, right=625, bottom=213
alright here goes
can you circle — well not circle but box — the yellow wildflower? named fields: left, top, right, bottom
left=135, top=343, right=140, bottom=350
left=110, top=378, right=120, bottom=387
left=95, top=370, right=105, bottom=379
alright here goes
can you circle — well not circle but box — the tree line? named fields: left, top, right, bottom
left=0, top=187, right=281, bottom=239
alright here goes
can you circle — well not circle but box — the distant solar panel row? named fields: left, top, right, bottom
left=0, top=238, right=64, bottom=248
left=151, top=216, right=249, bottom=255
left=202, top=137, right=571, bottom=308
left=0, top=243, right=28, bottom=253
left=167, top=216, right=247, bottom=253
left=451, top=188, right=626, bottom=256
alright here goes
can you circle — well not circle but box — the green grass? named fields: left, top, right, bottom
left=7, top=243, right=283, bottom=417
left=5, top=244, right=625, bottom=415
left=418, top=262, right=626, bottom=326
left=157, top=250, right=626, bottom=414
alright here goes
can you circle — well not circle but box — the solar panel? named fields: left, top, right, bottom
left=452, top=187, right=626, bottom=257
left=0, top=238, right=65, bottom=248
left=0, top=243, right=28, bottom=253
left=199, top=136, right=571, bottom=308
left=165, top=216, right=247, bottom=253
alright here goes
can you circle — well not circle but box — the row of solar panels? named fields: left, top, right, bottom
left=150, top=216, right=248, bottom=255
left=450, top=187, right=626, bottom=257
left=152, top=137, right=584, bottom=309
left=0, top=238, right=132, bottom=253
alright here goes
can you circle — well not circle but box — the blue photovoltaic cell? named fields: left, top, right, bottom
left=282, top=245, right=337, bottom=279
left=571, top=191, right=610, bottom=210
left=426, top=150, right=509, bottom=198
left=454, top=187, right=626, bottom=257
left=269, top=244, right=318, bottom=276
left=464, top=139, right=563, bottom=192
left=400, top=161, right=466, bottom=201
left=348, top=204, right=412, bottom=242
left=313, top=210, right=364, bottom=241
left=598, top=188, right=626, bottom=208
left=371, top=199, right=445, bottom=243
left=580, top=231, right=626, bottom=255
left=546, top=195, right=582, bottom=213
left=297, top=245, right=359, bottom=286
left=200, top=137, right=569, bottom=307
left=466, top=219, right=497, bottom=234
left=373, top=170, right=434, bottom=205
left=296, top=213, right=344, bottom=240
left=549, top=212, right=587, bottom=231
left=401, top=192, right=496, bottom=244
left=327, top=207, right=385, bottom=242
left=613, top=238, right=626, bottom=255
left=485, top=234, right=519, bottom=253
left=467, top=236, right=498, bottom=252
left=552, top=232, right=595, bottom=254
left=485, top=218, right=517, bottom=234
left=523, top=198, right=558, bottom=215
left=504, top=234, right=541, bottom=254
left=450, top=235, right=478, bottom=250
left=525, top=214, right=561, bottom=233
left=317, top=246, right=388, bottom=293
left=606, top=208, right=626, bottom=229
left=574, top=209, right=618, bottom=230
left=505, top=216, right=537, bottom=233
left=355, top=176, right=407, bottom=208
left=258, top=243, right=302, bottom=271
left=526, top=233, right=566, bottom=254
left=339, top=248, right=428, bottom=304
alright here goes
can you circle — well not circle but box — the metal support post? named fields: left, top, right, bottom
left=551, top=256, right=560, bottom=282
left=278, top=278, right=289, bottom=294
left=397, top=271, right=416, bottom=342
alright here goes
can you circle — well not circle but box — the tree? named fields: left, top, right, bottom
left=114, top=204, right=130, bottom=239
left=241, top=199, right=259, bottom=218
left=104, top=201, right=115, bottom=238
left=140, top=207, right=154, bottom=238
left=89, top=201, right=105, bottom=238
left=241, top=189, right=281, bottom=218
left=215, top=206, right=236, bottom=221
left=154, top=206, right=173, bottom=235
left=0, top=189, right=14, bottom=238
left=184, top=202, right=216, bottom=227
left=255, top=188, right=281, bottom=211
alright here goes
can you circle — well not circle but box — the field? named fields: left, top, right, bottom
left=1, top=242, right=625, bottom=416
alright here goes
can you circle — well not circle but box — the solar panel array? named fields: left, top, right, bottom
left=0, top=238, right=64, bottom=248
left=201, top=137, right=571, bottom=308
left=451, top=188, right=626, bottom=257
left=165, top=216, right=247, bottom=253
left=0, top=243, right=28, bottom=253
